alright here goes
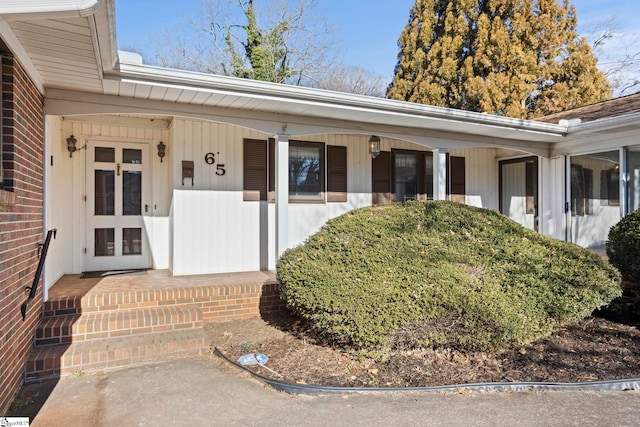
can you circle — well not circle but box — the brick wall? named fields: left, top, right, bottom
left=0, top=53, right=45, bottom=414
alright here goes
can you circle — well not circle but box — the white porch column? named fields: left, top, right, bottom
left=432, top=149, right=447, bottom=201
left=275, top=135, right=289, bottom=258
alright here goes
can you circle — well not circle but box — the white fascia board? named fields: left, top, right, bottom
left=0, top=0, right=103, bottom=20
left=563, top=111, right=640, bottom=136
left=111, top=62, right=569, bottom=139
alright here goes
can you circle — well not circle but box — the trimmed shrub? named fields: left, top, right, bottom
left=607, top=208, right=640, bottom=283
left=277, top=201, right=621, bottom=354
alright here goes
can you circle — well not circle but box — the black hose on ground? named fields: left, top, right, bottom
left=212, top=347, right=640, bottom=395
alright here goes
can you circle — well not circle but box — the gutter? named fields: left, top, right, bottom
left=111, top=62, right=568, bottom=138
left=562, top=111, right=640, bottom=136
left=0, top=0, right=103, bottom=20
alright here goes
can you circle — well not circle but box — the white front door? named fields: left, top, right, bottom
left=84, top=141, right=151, bottom=272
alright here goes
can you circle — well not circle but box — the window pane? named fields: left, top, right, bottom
left=123, top=149, right=142, bottom=164
left=123, top=228, right=142, bottom=255
left=395, top=153, right=417, bottom=201
left=628, top=150, right=640, bottom=213
left=95, top=170, right=115, bottom=215
left=95, top=147, right=115, bottom=163
left=425, top=153, right=433, bottom=200
left=123, top=171, right=142, bottom=215
left=570, top=151, right=620, bottom=248
left=95, top=228, right=114, bottom=256
left=289, top=144, right=322, bottom=197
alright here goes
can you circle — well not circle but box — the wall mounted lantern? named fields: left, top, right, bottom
left=66, top=135, right=78, bottom=157
left=369, top=135, right=381, bottom=158
left=157, top=141, right=166, bottom=162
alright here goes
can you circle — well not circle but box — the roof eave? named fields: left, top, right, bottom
left=111, top=61, right=569, bottom=139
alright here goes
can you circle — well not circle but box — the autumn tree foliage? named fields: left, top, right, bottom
left=387, top=0, right=612, bottom=119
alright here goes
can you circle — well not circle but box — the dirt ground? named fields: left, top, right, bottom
left=206, top=292, right=640, bottom=388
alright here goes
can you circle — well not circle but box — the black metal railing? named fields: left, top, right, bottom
left=21, top=228, right=56, bottom=321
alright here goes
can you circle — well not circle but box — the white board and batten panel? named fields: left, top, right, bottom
left=44, top=116, right=69, bottom=292
left=449, top=147, right=498, bottom=210
left=171, top=189, right=263, bottom=275
left=169, top=119, right=272, bottom=274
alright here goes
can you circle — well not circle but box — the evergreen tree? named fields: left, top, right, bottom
left=387, top=0, right=611, bottom=119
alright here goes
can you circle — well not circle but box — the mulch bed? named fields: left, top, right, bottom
left=206, top=293, right=640, bottom=388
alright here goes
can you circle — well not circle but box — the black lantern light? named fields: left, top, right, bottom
left=368, top=135, right=381, bottom=158
left=66, top=135, right=78, bottom=157
left=157, top=141, right=166, bottom=162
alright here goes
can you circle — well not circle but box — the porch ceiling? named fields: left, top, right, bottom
left=0, top=0, right=114, bottom=93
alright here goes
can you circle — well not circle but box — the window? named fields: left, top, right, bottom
left=372, top=149, right=436, bottom=204
left=289, top=141, right=324, bottom=200
left=571, top=151, right=619, bottom=216
left=243, top=138, right=345, bottom=202
left=601, top=168, right=620, bottom=206
left=629, top=149, right=640, bottom=212
left=571, top=164, right=586, bottom=216
left=395, top=152, right=418, bottom=201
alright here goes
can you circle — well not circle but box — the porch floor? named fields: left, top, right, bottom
left=47, top=269, right=276, bottom=299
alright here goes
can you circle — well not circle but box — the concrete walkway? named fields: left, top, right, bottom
left=9, top=356, right=640, bottom=427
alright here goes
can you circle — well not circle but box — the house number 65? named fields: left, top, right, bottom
left=204, top=152, right=226, bottom=176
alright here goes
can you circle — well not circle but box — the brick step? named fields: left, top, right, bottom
left=25, top=329, right=207, bottom=383
left=35, top=306, right=203, bottom=347
left=42, top=282, right=280, bottom=321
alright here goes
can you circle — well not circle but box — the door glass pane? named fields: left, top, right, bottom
left=95, top=170, right=115, bottom=215
left=95, top=228, right=114, bottom=256
left=628, top=149, right=640, bottom=213
left=95, top=147, right=115, bottom=163
left=123, top=171, right=142, bottom=215
left=123, top=149, right=142, bottom=164
left=570, top=151, right=620, bottom=248
left=395, top=153, right=417, bottom=201
left=123, top=228, right=142, bottom=255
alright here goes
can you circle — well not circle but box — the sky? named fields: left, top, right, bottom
left=114, top=1, right=640, bottom=83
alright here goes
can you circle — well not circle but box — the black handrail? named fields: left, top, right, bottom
left=21, top=228, right=56, bottom=321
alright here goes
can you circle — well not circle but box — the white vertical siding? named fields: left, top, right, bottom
left=449, top=148, right=498, bottom=209
left=171, top=190, right=262, bottom=275
left=49, top=116, right=171, bottom=274
left=44, top=116, right=67, bottom=291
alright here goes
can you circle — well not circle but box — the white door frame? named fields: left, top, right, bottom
left=83, top=140, right=152, bottom=272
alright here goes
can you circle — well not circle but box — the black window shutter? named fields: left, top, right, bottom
left=327, top=145, right=347, bottom=202
left=243, top=139, right=267, bottom=201
left=372, top=151, right=391, bottom=204
left=449, top=156, right=466, bottom=202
